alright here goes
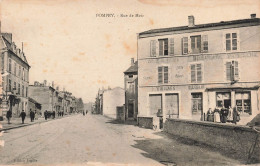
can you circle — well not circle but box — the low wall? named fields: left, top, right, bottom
left=164, top=118, right=260, bottom=162
left=137, top=117, right=153, bottom=129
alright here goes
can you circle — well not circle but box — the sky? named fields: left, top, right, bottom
left=1, top=0, right=259, bottom=103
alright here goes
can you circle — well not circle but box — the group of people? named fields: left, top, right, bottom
left=6, top=109, right=37, bottom=124
left=207, top=106, right=240, bottom=124
left=43, top=110, right=63, bottom=120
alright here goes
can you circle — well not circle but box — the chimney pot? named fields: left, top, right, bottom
left=188, top=15, right=195, bottom=27
left=251, top=13, right=256, bottom=19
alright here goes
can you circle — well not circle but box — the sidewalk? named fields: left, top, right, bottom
left=0, top=115, right=71, bottom=131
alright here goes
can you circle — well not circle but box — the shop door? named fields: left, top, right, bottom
left=149, top=94, right=162, bottom=116
left=191, top=93, right=203, bottom=121
left=165, top=94, right=179, bottom=118
left=128, top=103, right=134, bottom=118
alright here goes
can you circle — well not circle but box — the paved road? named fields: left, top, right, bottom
left=0, top=114, right=241, bottom=165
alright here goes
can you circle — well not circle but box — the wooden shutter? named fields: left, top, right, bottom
left=191, top=64, right=196, bottom=83
left=182, top=37, right=188, bottom=55
left=196, top=64, right=202, bottom=83
left=226, top=62, right=231, bottom=81
left=234, top=61, right=239, bottom=80
left=150, top=40, right=156, bottom=57
left=159, top=40, right=163, bottom=56
left=164, top=66, right=168, bottom=83
left=158, top=67, right=163, bottom=84
left=169, top=38, right=174, bottom=56
left=202, top=35, right=208, bottom=52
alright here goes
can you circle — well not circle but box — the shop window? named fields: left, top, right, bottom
left=190, top=63, right=202, bottom=83
left=216, top=92, right=231, bottom=108
left=165, top=94, right=179, bottom=118
left=226, top=60, right=239, bottom=81
left=149, top=94, right=162, bottom=116
left=236, top=92, right=251, bottom=115
left=159, top=38, right=168, bottom=56
left=158, top=66, right=168, bottom=84
left=191, top=93, right=202, bottom=114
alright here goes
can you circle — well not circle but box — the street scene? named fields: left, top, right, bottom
left=1, top=0, right=260, bottom=165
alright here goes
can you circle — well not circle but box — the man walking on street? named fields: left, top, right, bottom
left=6, top=110, right=12, bottom=124
left=44, top=110, right=48, bottom=120
left=19, top=110, right=26, bottom=124
left=30, top=109, right=34, bottom=122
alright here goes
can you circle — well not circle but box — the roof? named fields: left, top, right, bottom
left=124, top=61, right=138, bottom=74
left=1, top=34, right=30, bottom=67
left=139, top=18, right=260, bottom=36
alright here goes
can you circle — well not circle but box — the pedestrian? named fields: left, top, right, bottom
left=34, top=110, right=37, bottom=120
left=6, top=110, right=12, bottom=124
left=214, top=107, right=221, bottom=123
left=220, top=106, right=228, bottom=123
left=44, top=110, right=48, bottom=120
left=52, top=111, right=55, bottom=119
left=83, top=111, right=85, bottom=116
left=19, top=110, right=26, bottom=124
left=30, top=109, right=34, bottom=122
left=207, top=108, right=214, bottom=122
left=86, top=110, right=88, bottom=115
left=227, top=106, right=233, bottom=122
left=233, top=106, right=240, bottom=124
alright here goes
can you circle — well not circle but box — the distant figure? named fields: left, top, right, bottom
left=30, top=109, right=34, bottom=122
left=86, top=110, right=88, bottom=115
left=214, top=107, right=221, bottom=123
left=83, top=111, right=85, bottom=116
left=20, top=110, right=26, bottom=124
left=207, top=108, right=214, bottom=122
left=52, top=111, right=55, bottom=119
left=220, top=106, right=228, bottom=123
left=6, top=110, right=12, bottom=124
left=233, top=106, right=240, bottom=124
left=44, top=110, right=48, bottom=120
left=227, top=106, right=233, bottom=122
left=34, top=110, right=37, bottom=120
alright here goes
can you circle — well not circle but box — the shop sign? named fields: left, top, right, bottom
left=154, top=86, right=175, bottom=91
left=188, top=85, right=205, bottom=90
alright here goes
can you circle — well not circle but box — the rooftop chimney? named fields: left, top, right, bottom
left=251, top=13, right=256, bottom=19
left=131, top=58, right=134, bottom=66
left=188, top=15, right=195, bottom=27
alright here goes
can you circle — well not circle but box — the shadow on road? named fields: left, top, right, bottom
left=131, top=131, right=244, bottom=166
left=105, top=119, right=137, bottom=126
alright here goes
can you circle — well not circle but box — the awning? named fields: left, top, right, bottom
left=206, top=85, right=259, bottom=91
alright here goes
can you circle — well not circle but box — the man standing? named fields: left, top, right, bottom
left=20, top=110, right=26, bottom=124
left=52, top=111, right=55, bottom=119
left=30, top=109, right=34, bottom=122
left=6, top=110, right=12, bottom=124
left=44, top=110, right=48, bottom=120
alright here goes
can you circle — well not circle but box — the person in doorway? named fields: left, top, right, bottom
left=6, top=110, right=12, bottom=124
left=19, top=110, right=26, bottom=124
left=44, top=110, right=48, bottom=120
left=30, top=109, right=34, bottom=122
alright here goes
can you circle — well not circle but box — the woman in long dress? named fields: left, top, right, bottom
left=214, top=107, right=221, bottom=123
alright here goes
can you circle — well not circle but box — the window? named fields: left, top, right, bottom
left=158, top=66, right=168, bottom=84
left=236, top=92, right=251, bottom=115
left=22, top=85, right=24, bottom=97
left=18, top=84, right=20, bottom=95
left=150, top=40, right=156, bottom=57
left=8, top=79, right=12, bottom=91
left=19, top=66, right=21, bottom=77
left=191, top=35, right=201, bottom=54
left=216, top=92, right=231, bottom=108
left=14, top=82, right=16, bottom=90
left=14, top=62, right=17, bottom=76
left=226, top=33, right=237, bottom=51
left=226, top=60, right=239, bottom=81
left=8, top=59, right=11, bottom=72
left=159, top=39, right=168, bottom=56
left=190, top=63, right=202, bottom=83
left=129, top=75, right=133, bottom=78
left=169, top=38, right=174, bottom=56
left=182, top=37, right=188, bottom=54
left=202, top=35, right=208, bottom=52
left=22, top=68, right=25, bottom=80
left=1, top=56, right=4, bottom=73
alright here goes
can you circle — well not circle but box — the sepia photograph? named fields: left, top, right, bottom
left=0, top=0, right=260, bottom=165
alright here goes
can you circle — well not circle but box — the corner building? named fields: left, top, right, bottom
left=137, top=14, right=260, bottom=126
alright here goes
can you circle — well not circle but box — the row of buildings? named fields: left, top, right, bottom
left=96, top=14, right=260, bottom=128
left=0, top=31, right=84, bottom=120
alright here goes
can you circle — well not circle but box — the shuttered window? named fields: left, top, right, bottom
left=159, top=39, right=168, bottom=56
left=202, top=35, right=208, bottom=52
left=182, top=37, right=188, bottom=54
left=226, top=60, right=239, bottom=81
left=150, top=40, right=156, bottom=57
left=169, top=38, right=174, bottom=56
left=158, top=66, right=169, bottom=84
left=190, top=64, right=202, bottom=83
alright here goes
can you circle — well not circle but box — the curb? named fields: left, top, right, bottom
left=0, top=114, right=76, bottom=132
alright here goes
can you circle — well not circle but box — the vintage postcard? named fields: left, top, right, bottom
left=0, top=0, right=260, bottom=165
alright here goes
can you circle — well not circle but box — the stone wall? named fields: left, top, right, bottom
left=164, top=118, right=260, bottom=162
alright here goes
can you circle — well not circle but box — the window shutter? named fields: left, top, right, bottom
left=191, top=64, right=196, bottom=83
left=197, top=64, right=202, bottom=83
left=150, top=40, right=156, bottom=57
left=237, top=32, right=240, bottom=51
left=182, top=37, right=188, bottom=55
left=164, top=66, right=168, bottom=84
left=169, top=38, right=174, bottom=56
left=202, top=35, right=208, bottom=52
left=226, top=62, right=231, bottom=81
left=234, top=61, right=239, bottom=80
left=159, top=40, right=163, bottom=56
left=158, top=67, right=163, bottom=84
